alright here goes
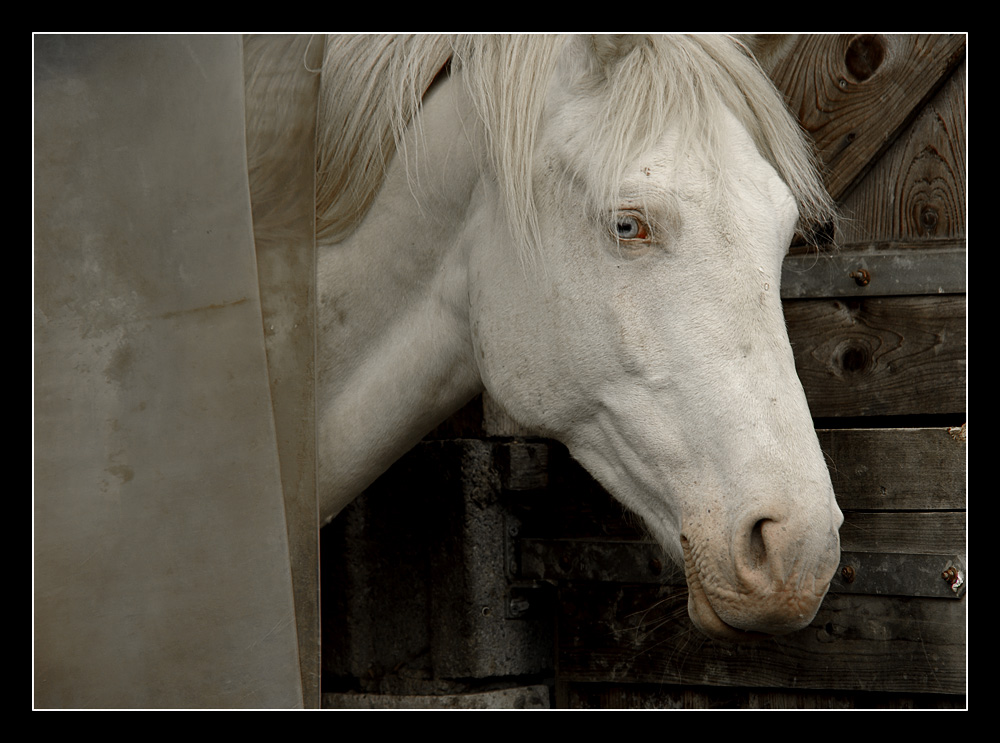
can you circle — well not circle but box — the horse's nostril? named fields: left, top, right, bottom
left=748, top=518, right=769, bottom=568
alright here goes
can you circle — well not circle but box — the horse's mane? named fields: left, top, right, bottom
left=315, top=34, right=453, bottom=244
left=315, top=35, right=834, bottom=255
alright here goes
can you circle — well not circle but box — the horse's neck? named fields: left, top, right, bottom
left=316, top=73, right=485, bottom=523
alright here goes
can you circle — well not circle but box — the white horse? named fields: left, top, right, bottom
left=315, top=35, right=843, bottom=641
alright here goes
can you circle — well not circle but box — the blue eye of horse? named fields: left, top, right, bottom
left=613, top=214, right=648, bottom=240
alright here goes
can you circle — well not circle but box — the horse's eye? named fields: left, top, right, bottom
left=613, top=214, right=649, bottom=241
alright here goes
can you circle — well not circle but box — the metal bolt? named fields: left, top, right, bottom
left=509, top=597, right=531, bottom=616
left=841, top=565, right=856, bottom=583
left=849, top=268, right=871, bottom=286
left=942, top=566, right=964, bottom=593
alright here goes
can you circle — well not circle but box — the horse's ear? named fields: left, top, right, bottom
left=733, top=34, right=797, bottom=74
left=590, top=35, right=644, bottom=68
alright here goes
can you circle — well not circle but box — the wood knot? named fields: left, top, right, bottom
left=839, top=342, right=872, bottom=374
left=918, top=204, right=940, bottom=235
left=845, top=34, right=887, bottom=82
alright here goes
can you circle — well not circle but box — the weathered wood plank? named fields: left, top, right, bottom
left=781, top=243, right=965, bottom=299
left=839, top=61, right=966, bottom=244
left=786, top=295, right=966, bottom=417
left=817, top=427, right=966, bottom=510
left=322, top=685, right=550, bottom=709
left=767, top=34, right=966, bottom=202
left=562, top=682, right=965, bottom=709
left=831, top=552, right=965, bottom=599
left=556, top=584, right=965, bottom=695
left=840, top=512, right=965, bottom=555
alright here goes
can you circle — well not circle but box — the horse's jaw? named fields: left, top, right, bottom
left=561, top=411, right=842, bottom=642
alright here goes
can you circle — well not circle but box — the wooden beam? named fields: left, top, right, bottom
left=817, top=427, right=966, bottom=510
left=786, top=295, right=966, bottom=417
left=781, top=242, right=965, bottom=299
left=767, top=34, right=966, bottom=201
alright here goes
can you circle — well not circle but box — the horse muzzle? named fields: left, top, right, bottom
left=680, top=512, right=842, bottom=640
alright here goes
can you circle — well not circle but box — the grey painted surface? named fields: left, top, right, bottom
left=34, top=35, right=302, bottom=708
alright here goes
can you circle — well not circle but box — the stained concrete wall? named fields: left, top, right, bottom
left=34, top=35, right=302, bottom=708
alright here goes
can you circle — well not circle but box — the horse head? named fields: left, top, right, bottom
left=461, top=35, right=843, bottom=639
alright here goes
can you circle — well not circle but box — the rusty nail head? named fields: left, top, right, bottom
left=849, top=268, right=871, bottom=286
left=841, top=565, right=856, bottom=583
left=942, top=566, right=965, bottom=593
